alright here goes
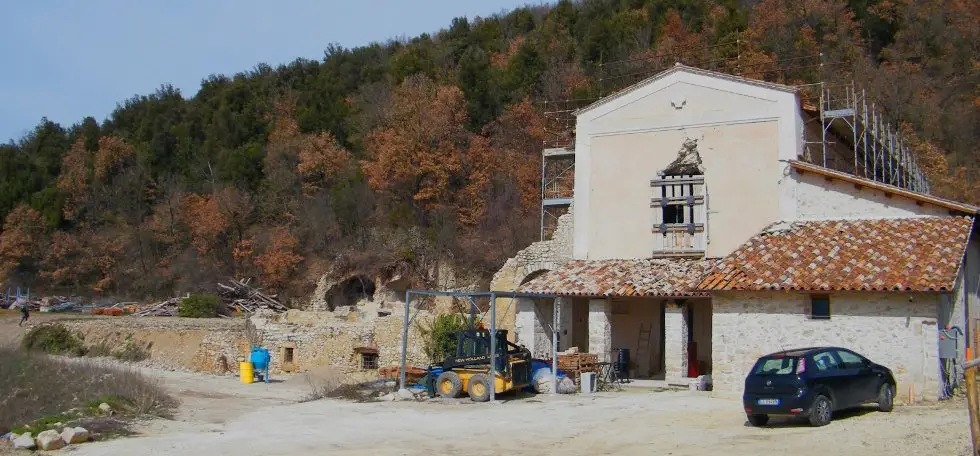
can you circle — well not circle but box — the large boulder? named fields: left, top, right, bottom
left=12, top=432, right=35, bottom=450
left=61, top=427, right=90, bottom=444
left=36, top=429, right=66, bottom=450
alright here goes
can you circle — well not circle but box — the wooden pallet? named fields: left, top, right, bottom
left=556, top=353, right=599, bottom=385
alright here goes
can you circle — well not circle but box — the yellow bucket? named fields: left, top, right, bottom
left=239, top=362, right=254, bottom=384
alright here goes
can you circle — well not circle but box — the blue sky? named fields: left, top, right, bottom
left=0, top=0, right=537, bottom=142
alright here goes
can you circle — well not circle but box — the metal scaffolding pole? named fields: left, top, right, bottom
left=820, top=83, right=827, bottom=168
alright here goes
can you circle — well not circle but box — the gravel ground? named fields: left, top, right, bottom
left=57, top=365, right=972, bottom=456
left=2, top=312, right=973, bottom=455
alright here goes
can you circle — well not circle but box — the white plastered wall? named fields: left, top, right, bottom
left=573, top=68, right=801, bottom=260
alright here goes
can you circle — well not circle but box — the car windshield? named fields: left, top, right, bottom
left=751, top=356, right=797, bottom=376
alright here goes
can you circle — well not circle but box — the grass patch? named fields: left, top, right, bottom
left=21, top=324, right=86, bottom=356
left=0, top=347, right=177, bottom=435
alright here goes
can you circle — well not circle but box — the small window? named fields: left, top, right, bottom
left=283, top=347, right=295, bottom=363
left=361, top=353, right=378, bottom=370
left=664, top=205, right=685, bottom=224
left=810, top=295, right=830, bottom=320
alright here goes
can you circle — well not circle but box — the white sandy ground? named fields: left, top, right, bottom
left=34, top=362, right=971, bottom=456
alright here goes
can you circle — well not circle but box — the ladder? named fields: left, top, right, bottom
left=636, top=323, right=653, bottom=375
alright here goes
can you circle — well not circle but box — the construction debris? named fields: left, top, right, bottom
left=130, top=278, right=288, bottom=317
left=217, top=278, right=288, bottom=313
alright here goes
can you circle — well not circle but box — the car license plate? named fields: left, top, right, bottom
left=757, top=398, right=780, bottom=406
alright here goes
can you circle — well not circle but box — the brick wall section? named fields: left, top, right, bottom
left=711, top=291, right=941, bottom=403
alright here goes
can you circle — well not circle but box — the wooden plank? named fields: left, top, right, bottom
left=966, top=364, right=980, bottom=455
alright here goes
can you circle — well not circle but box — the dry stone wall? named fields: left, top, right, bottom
left=248, top=305, right=432, bottom=375
left=492, top=207, right=574, bottom=339
left=711, top=291, right=941, bottom=403
left=63, top=317, right=249, bottom=374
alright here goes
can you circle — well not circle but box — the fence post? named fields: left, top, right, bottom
left=965, top=357, right=980, bottom=455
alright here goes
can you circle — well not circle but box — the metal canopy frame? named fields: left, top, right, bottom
left=399, top=290, right=561, bottom=402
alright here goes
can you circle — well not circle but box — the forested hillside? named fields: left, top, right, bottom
left=0, top=0, right=976, bottom=300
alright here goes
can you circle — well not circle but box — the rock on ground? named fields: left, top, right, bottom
left=99, top=403, right=112, bottom=413
left=396, top=388, right=415, bottom=401
left=36, top=429, right=66, bottom=450
left=62, top=427, right=90, bottom=444
left=12, top=432, right=35, bottom=450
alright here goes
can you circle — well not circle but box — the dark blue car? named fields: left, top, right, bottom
left=743, top=347, right=896, bottom=427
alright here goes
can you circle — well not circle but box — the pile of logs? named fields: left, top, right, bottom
left=217, top=278, right=288, bottom=313
left=132, top=278, right=288, bottom=317
left=133, top=296, right=185, bottom=317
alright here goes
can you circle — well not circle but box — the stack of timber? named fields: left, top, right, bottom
left=556, top=352, right=599, bottom=385
left=217, top=278, right=288, bottom=313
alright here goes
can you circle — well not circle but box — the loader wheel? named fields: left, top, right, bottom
left=468, top=374, right=492, bottom=402
left=436, top=371, right=462, bottom=398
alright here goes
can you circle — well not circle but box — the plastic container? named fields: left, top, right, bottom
left=249, top=347, right=270, bottom=371
left=240, top=362, right=254, bottom=384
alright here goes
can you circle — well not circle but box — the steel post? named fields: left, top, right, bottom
left=552, top=298, right=559, bottom=395
left=490, top=293, right=497, bottom=402
left=399, top=291, right=411, bottom=390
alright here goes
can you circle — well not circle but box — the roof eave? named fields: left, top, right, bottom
left=790, top=160, right=979, bottom=215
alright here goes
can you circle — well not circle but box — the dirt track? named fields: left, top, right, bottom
left=64, top=365, right=971, bottom=456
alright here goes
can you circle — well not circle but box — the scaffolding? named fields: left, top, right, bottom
left=806, top=82, right=929, bottom=193
left=535, top=43, right=932, bottom=238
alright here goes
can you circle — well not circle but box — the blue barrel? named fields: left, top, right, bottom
left=250, top=347, right=270, bottom=371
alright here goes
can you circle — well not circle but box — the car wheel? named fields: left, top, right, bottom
left=747, top=414, right=769, bottom=427
left=877, top=383, right=894, bottom=412
left=809, top=395, right=833, bottom=427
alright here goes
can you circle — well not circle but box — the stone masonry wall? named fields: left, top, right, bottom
left=249, top=305, right=432, bottom=375
left=712, top=291, right=941, bottom=403
left=64, top=317, right=250, bottom=374
left=492, top=207, right=573, bottom=341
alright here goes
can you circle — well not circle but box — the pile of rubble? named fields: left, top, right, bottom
left=132, top=278, right=288, bottom=317
left=217, top=278, right=288, bottom=313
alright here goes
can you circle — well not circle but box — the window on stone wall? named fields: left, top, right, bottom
left=361, top=353, right=379, bottom=370
left=810, top=295, right=831, bottom=320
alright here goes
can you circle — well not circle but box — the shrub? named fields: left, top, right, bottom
left=178, top=293, right=222, bottom=318
left=416, top=312, right=467, bottom=363
left=0, top=348, right=176, bottom=433
left=112, top=342, right=150, bottom=362
left=21, top=324, right=87, bottom=356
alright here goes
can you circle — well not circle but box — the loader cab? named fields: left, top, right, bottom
left=451, top=329, right=511, bottom=372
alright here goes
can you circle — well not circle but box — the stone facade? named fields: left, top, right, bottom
left=492, top=207, right=573, bottom=340
left=248, top=305, right=432, bottom=375
left=711, top=291, right=942, bottom=403
left=588, top=299, right=611, bottom=362
left=663, top=301, right=687, bottom=380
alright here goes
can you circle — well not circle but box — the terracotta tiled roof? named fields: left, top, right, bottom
left=517, top=258, right=717, bottom=297
left=697, top=216, right=974, bottom=293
